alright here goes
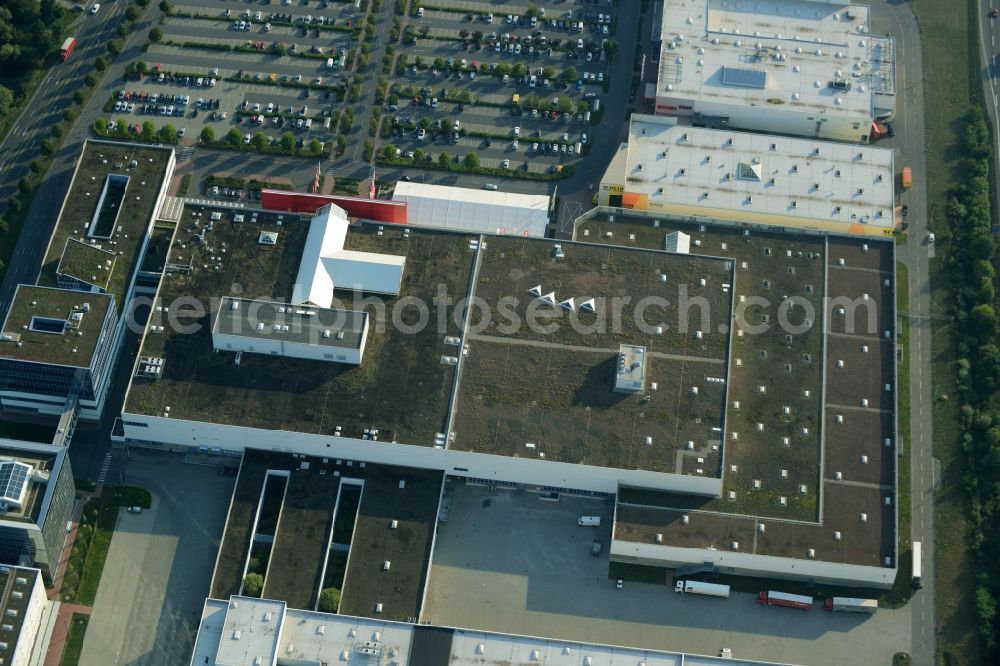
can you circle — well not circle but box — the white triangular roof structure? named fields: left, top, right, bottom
left=579, top=298, right=597, bottom=313
left=527, top=285, right=542, bottom=296
left=539, top=292, right=557, bottom=306
left=559, top=297, right=575, bottom=311
left=293, top=204, right=406, bottom=307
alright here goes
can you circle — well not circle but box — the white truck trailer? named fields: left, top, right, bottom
left=824, top=597, right=878, bottom=613
left=674, top=580, right=731, bottom=598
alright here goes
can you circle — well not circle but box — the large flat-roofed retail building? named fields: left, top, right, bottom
left=598, top=114, right=895, bottom=236
left=654, top=0, right=895, bottom=142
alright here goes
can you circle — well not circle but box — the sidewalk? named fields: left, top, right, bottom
left=42, top=603, right=92, bottom=666
left=47, top=487, right=102, bottom=602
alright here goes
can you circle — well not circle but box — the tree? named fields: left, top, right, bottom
left=159, top=0, right=172, bottom=13
left=94, top=118, right=108, bottom=133
left=160, top=124, right=179, bottom=144
left=280, top=132, right=296, bottom=151
left=525, top=5, right=540, bottom=18
left=135, top=61, right=148, bottom=76
left=149, top=27, right=163, bottom=43
left=542, top=66, right=556, bottom=80
left=974, top=586, right=997, bottom=652
left=94, top=57, right=107, bottom=72
left=419, top=117, right=431, bottom=130
left=84, top=73, right=97, bottom=87
left=107, top=41, right=121, bottom=56
left=382, top=144, right=397, bottom=160
left=29, top=160, right=42, bottom=175
left=140, top=121, right=156, bottom=141
left=39, top=139, right=55, bottom=156
left=116, top=24, right=128, bottom=39
left=576, top=100, right=589, bottom=114
left=363, top=139, right=374, bottom=161
left=413, top=147, right=425, bottom=162
left=73, top=90, right=85, bottom=105
left=243, top=573, right=264, bottom=597
left=318, top=587, right=341, bottom=612
left=0, top=86, right=13, bottom=116
left=463, top=152, right=479, bottom=168
left=308, top=139, right=322, bottom=154
left=252, top=131, right=268, bottom=151
left=603, top=39, right=619, bottom=60
left=62, top=108, right=78, bottom=122
left=0, top=217, right=8, bottom=234
left=557, top=96, right=572, bottom=113
left=438, top=152, right=451, bottom=168
left=200, top=126, right=215, bottom=144
left=433, top=57, right=445, bottom=70
left=970, top=304, right=998, bottom=340
left=51, top=124, right=64, bottom=138
left=125, top=5, right=140, bottom=21
left=226, top=128, right=242, bottom=147
left=563, top=66, right=577, bottom=81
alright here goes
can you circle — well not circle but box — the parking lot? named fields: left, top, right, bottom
left=422, top=482, right=912, bottom=666
left=79, top=453, right=235, bottom=666
left=99, top=0, right=622, bottom=185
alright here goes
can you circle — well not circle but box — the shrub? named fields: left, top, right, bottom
left=318, top=587, right=341, bottom=613
left=243, top=573, right=264, bottom=597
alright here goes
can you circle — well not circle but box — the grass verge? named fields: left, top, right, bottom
left=906, top=0, right=985, bottom=661
left=57, top=613, right=90, bottom=666
left=60, top=485, right=152, bottom=606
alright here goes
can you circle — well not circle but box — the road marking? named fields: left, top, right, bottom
left=97, top=452, right=112, bottom=483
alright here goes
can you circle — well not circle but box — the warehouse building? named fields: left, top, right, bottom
left=392, top=182, right=550, bottom=237
left=654, top=0, right=895, bottom=142
left=597, top=114, right=895, bottom=236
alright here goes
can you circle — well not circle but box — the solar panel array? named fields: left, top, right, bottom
left=0, top=462, right=31, bottom=506
left=721, top=66, right=767, bottom=89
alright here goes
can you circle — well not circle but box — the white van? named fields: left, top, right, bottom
left=305, top=118, right=312, bottom=129
left=327, top=57, right=334, bottom=68
left=578, top=516, right=601, bottom=527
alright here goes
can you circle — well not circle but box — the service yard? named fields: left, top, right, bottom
left=97, top=0, right=625, bottom=190
left=423, top=482, right=912, bottom=666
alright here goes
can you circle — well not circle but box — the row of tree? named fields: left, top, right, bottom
left=946, top=106, right=1000, bottom=657
left=0, top=0, right=67, bottom=117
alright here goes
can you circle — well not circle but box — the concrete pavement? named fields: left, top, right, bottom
left=872, top=1, right=936, bottom=663
left=79, top=454, right=235, bottom=666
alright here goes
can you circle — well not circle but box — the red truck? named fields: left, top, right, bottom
left=60, top=37, right=77, bottom=61
left=757, top=590, right=813, bottom=610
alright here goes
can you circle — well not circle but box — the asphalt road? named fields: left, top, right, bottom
left=978, top=2, right=1000, bottom=209
left=871, top=1, right=936, bottom=664
left=0, top=1, right=130, bottom=315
